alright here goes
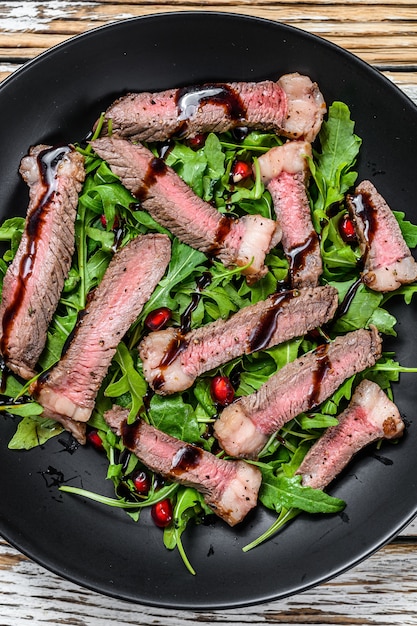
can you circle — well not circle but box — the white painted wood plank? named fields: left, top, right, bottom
left=1, top=538, right=417, bottom=625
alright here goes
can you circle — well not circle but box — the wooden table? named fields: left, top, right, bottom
left=1, top=2, right=417, bottom=624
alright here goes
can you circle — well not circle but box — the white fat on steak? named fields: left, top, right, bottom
left=277, top=73, right=327, bottom=142
left=139, top=285, right=339, bottom=394
left=105, top=406, right=262, bottom=526
left=347, top=180, right=417, bottom=291
left=258, top=140, right=322, bottom=288
left=213, top=327, right=382, bottom=459
left=296, top=379, right=404, bottom=489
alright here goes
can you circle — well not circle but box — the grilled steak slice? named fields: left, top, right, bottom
left=213, top=327, right=382, bottom=459
left=258, top=140, right=322, bottom=288
left=99, top=73, right=326, bottom=143
left=30, top=234, right=171, bottom=442
left=0, top=144, right=85, bottom=380
left=347, top=180, right=417, bottom=291
left=92, top=136, right=280, bottom=283
left=139, top=285, right=338, bottom=394
left=105, top=405, right=262, bottom=526
left=296, top=379, right=404, bottom=489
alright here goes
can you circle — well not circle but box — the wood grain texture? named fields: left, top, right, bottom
left=0, top=1, right=416, bottom=70
left=1, top=532, right=417, bottom=625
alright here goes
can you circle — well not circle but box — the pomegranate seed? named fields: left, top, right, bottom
left=339, top=214, right=357, bottom=243
left=132, top=469, right=151, bottom=495
left=86, top=429, right=104, bottom=450
left=151, top=498, right=173, bottom=528
left=231, top=160, right=253, bottom=183
left=210, top=375, right=235, bottom=406
left=187, top=133, right=206, bottom=149
left=100, top=214, right=120, bottom=230
left=144, top=307, right=172, bottom=331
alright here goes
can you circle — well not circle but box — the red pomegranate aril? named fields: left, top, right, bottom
left=210, top=375, right=235, bottom=406
left=231, top=160, right=253, bottom=183
left=100, top=214, right=120, bottom=230
left=187, top=133, right=206, bottom=149
left=144, top=307, right=172, bottom=331
left=132, top=469, right=151, bottom=495
left=151, top=498, right=173, bottom=528
left=87, top=429, right=104, bottom=450
left=339, top=214, right=357, bottom=243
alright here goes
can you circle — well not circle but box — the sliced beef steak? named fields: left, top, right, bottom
left=347, top=180, right=417, bottom=291
left=214, top=327, right=382, bottom=459
left=139, top=285, right=338, bottom=394
left=30, top=234, right=171, bottom=443
left=105, top=405, right=262, bottom=526
left=92, top=136, right=280, bottom=283
left=0, top=144, right=85, bottom=380
left=258, top=140, right=322, bottom=288
left=296, top=379, right=404, bottom=490
left=99, top=73, right=326, bottom=143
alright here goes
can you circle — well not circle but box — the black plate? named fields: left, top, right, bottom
left=0, top=11, right=416, bottom=610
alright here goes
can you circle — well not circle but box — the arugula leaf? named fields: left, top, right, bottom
left=393, top=211, right=417, bottom=248
left=164, top=487, right=212, bottom=575
left=165, top=143, right=208, bottom=198
left=141, top=240, right=206, bottom=316
left=330, top=280, right=396, bottom=334
left=148, top=394, right=201, bottom=443
left=8, top=413, right=63, bottom=449
left=259, top=468, right=345, bottom=514
left=310, top=101, right=362, bottom=230
left=110, top=342, right=147, bottom=422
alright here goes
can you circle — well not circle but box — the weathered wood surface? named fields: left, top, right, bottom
left=0, top=1, right=416, bottom=73
left=1, top=523, right=417, bottom=625
left=0, top=2, right=417, bottom=624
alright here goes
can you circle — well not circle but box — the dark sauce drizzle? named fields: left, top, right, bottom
left=0, top=146, right=71, bottom=361
left=287, top=232, right=319, bottom=286
left=171, top=444, right=202, bottom=474
left=351, top=191, right=377, bottom=252
left=248, top=291, right=295, bottom=352
left=134, top=157, right=167, bottom=202
left=0, top=359, right=9, bottom=393
left=336, top=277, right=362, bottom=319
left=180, top=271, right=212, bottom=335
left=307, top=343, right=331, bottom=409
left=175, top=84, right=247, bottom=137
left=207, top=215, right=234, bottom=257
left=121, top=419, right=140, bottom=452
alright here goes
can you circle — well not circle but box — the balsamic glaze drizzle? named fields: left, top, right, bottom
left=336, top=277, right=362, bottom=319
left=307, top=343, right=331, bottom=409
left=171, top=444, right=202, bottom=474
left=0, top=146, right=71, bottom=361
left=351, top=191, right=377, bottom=252
left=208, top=215, right=233, bottom=257
left=180, top=271, right=212, bottom=335
left=175, top=84, right=247, bottom=137
left=287, top=232, right=319, bottom=285
left=248, top=291, right=294, bottom=352
left=134, top=157, right=167, bottom=202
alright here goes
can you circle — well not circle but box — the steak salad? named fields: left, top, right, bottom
left=1, top=77, right=417, bottom=574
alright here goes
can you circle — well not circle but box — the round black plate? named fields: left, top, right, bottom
left=0, top=11, right=416, bottom=610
